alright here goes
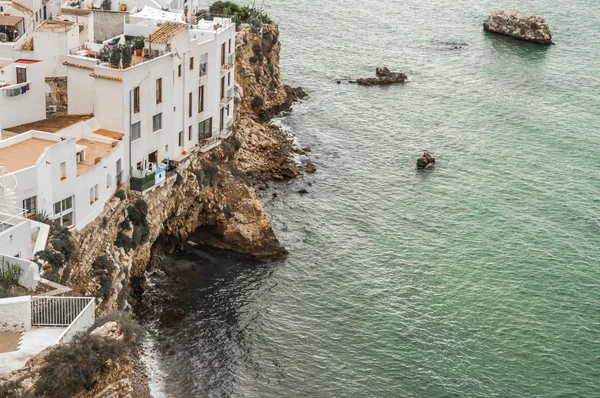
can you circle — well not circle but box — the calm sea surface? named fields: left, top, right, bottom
left=142, top=1, right=600, bottom=396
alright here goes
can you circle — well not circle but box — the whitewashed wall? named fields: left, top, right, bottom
left=0, top=296, right=31, bottom=332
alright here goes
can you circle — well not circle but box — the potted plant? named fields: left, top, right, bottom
left=122, top=44, right=132, bottom=69
left=109, top=45, right=121, bottom=69
left=98, top=46, right=110, bottom=63
left=132, top=36, right=144, bottom=56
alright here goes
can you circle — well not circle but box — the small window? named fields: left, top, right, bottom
left=107, top=174, right=111, bottom=188
left=131, top=122, right=141, bottom=141
left=199, top=63, right=207, bottom=77
left=136, top=161, right=143, bottom=171
left=188, top=92, right=193, bottom=117
left=89, top=187, right=94, bottom=204
left=188, top=126, right=192, bottom=141
left=165, top=145, right=168, bottom=153
left=94, top=184, right=99, bottom=200
left=190, top=57, right=194, bottom=70
left=60, top=162, right=67, bottom=180
left=156, top=78, right=162, bottom=104
left=153, top=113, right=162, bottom=132
left=227, top=72, right=231, bottom=86
left=198, top=85, right=204, bottom=113
left=133, top=86, right=140, bottom=113
left=23, top=196, right=37, bottom=217
left=16, top=67, right=26, bottom=84
left=228, top=38, right=231, bottom=53
left=178, top=131, right=183, bottom=147
left=178, top=64, right=182, bottom=77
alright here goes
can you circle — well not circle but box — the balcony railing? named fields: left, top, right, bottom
left=30, top=296, right=96, bottom=344
left=220, top=87, right=234, bottom=103
left=221, top=54, right=234, bottom=70
left=130, top=171, right=156, bottom=192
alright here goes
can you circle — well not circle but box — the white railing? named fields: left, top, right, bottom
left=57, top=298, right=96, bottom=344
left=221, top=54, right=234, bottom=70
left=220, top=87, right=234, bottom=103
left=31, top=296, right=95, bottom=327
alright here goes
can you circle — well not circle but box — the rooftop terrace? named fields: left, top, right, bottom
left=0, top=137, right=57, bottom=173
left=36, top=20, right=77, bottom=33
left=76, top=139, right=116, bottom=176
left=6, top=114, right=93, bottom=134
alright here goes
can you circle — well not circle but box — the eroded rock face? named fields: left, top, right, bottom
left=483, top=10, right=553, bottom=44
left=233, top=23, right=307, bottom=182
left=352, top=67, right=407, bottom=86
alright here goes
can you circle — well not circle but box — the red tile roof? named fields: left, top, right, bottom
left=147, top=22, right=188, bottom=44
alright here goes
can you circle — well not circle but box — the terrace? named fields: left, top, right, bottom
left=75, top=139, right=118, bottom=177
left=0, top=137, right=58, bottom=173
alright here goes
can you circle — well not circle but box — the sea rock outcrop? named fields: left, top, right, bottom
left=417, top=153, right=435, bottom=169
left=233, top=23, right=307, bottom=182
left=351, top=67, right=407, bottom=86
left=483, top=10, right=553, bottom=44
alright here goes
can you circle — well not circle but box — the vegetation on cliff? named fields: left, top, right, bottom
left=207, top=1, right=272, bottom=27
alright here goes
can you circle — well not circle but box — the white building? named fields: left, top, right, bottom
left=65, top=10, right=236, bottom=190
left=0, top=58, right=45, bottom=129
left=0, top=121, right=125, bottom=230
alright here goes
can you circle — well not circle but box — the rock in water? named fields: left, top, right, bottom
left=417, top=153, right=435, bottom=169
left=352, top=67, right=407, bottom=86
left=306, top=161, right=317, bottom=173
left=483, top=10, right=553, bottom=44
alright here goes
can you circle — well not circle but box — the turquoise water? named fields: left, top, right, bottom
left=146, top=1, right=600, bottom=396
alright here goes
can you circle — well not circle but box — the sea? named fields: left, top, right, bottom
left=139, top=0, right=600, bottom=396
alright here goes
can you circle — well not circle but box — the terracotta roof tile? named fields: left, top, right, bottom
left=58, top=8, right=92, bottom=16
left=90, top=73, right=123, bottom=82
left=147, top=22, right=188, bottom=44
left=93, top=128, right=124, bottom=140
left=5, top=114, right=93, bottom=134
left=9, top=2, right=33, bottom=16
left=63, top=61, right=94, bottom=71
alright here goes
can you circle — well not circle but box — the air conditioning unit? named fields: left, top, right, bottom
left=48, top=105, right=57, bottom=113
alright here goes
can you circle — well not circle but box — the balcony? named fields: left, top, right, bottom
left=220, top=120, right=234, bottom=139
left=221, top=54, right=234, bottom=71
left=130, top=164, right=166, bottom=193
left=220, top=87, right=234, bottom=104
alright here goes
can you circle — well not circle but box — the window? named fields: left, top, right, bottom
left=188, top=126, right=192, bottom=141
left=226, top=103, right=230, bottom=117
left=221, top=42, right=226, bottom=66
left=107, top=174, right=111, bottom=188
left=190, top=57, right=194, bottom=70
left=156, top=78, right=162, bottom=103
left=89, top=187, right=94, bottom=204
left=131, top=122, right=141, bottom=141
left=188, top=92, right=193, bottom=117
left=153, top=113, right=162, bottom=132
left=133, top=86, right=140, bottom=113
left=178, top=64, right=182, bottom=77
left=54, top=196, right=74, bottom=226
left=220, top=76, right=225, bottom=99
left=178, top=131, right=183, bottom=147
left=199, top=63, right=207, bottom=77
left=198, top=117, right=212, bottom=141
left=165, top=145, right=168, bottom=153
left=60, top=162, right=67, bottom=180
left=198, top=86, right=204, bottom=113
left=16, top=67, right=26, bottom=84
left=23, top=196, right=36, bottom=217
left=227, top=72, right=231, bottom=87
left=94, top=185, right=99, bottom=201
left=228, top=38, right=231, bottom=53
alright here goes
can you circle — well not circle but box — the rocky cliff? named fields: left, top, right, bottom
left=483, top=10, right=553, bottom=44
left=0, top=22, right=306, bottom=397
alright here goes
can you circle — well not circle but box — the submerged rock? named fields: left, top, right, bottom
left=483, top=10, right=553, bottom=44
left=417, top=153, right=435, bottom=169
left=306, top=161, right=317, bottom=173
left=350, top=67, right=407, bottom=86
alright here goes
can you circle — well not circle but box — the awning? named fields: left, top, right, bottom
left=0, top=15, right=24, bottom=28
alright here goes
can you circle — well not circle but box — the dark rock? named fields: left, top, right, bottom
left=306, top=161, right=317, bottom=174
left=294, top=147, right=306, bottom=155
left=417, top=152, right=436, bottom=169
left=298, top=188, right=309, bottom=195
left=351, top=67, right=407, bottom=86
left=272, top=193, right=278, bottom=197
left=302, top=147, right=312, bottom=152
left=483, top=10, right=553, bottom=44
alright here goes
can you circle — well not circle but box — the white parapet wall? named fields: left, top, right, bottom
left=0, top=296, right=31, bottom=332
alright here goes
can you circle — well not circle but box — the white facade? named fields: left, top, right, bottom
left=66, top=12, right=236, bottom=183
left=0, top=58, right=45, bottom=128
left=0, top=126, right=125, bottom=231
